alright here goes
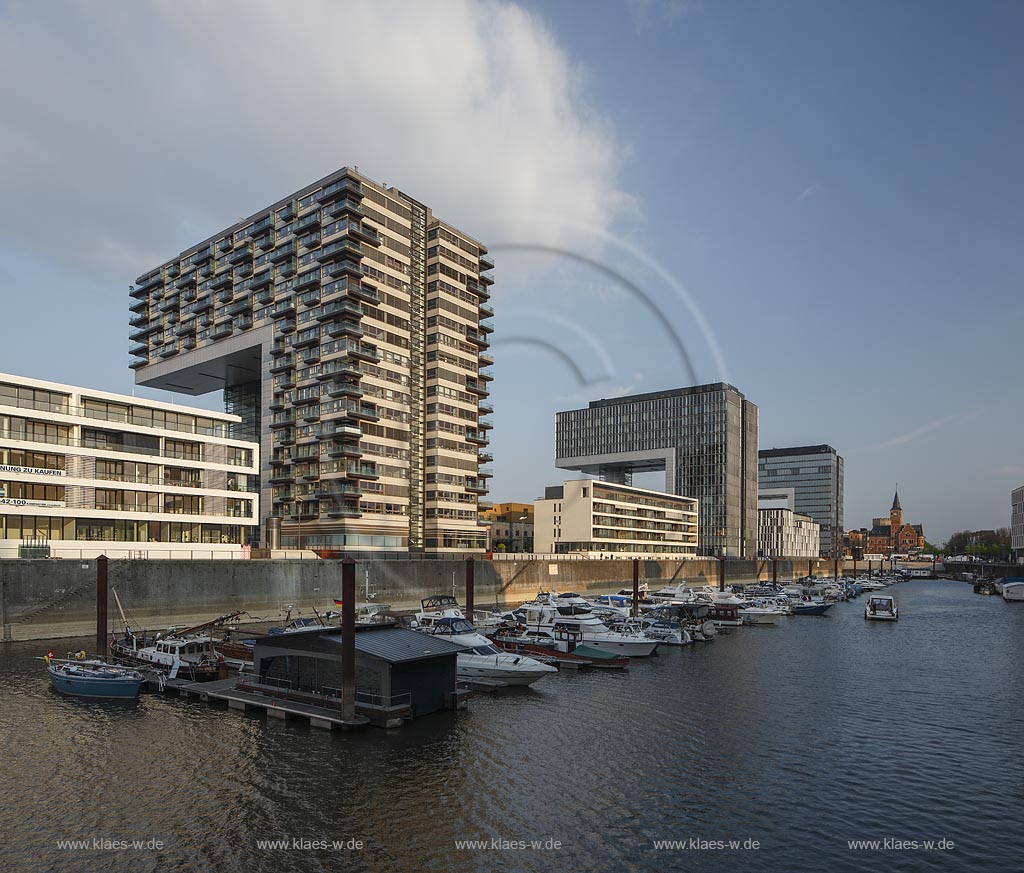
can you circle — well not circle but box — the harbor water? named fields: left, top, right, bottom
left=1, top=579, right=1022, bottom=872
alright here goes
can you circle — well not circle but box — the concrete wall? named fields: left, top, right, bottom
left=0, top=555, right=846, bottom=641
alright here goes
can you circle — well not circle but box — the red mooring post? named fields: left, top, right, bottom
left=718, top=556, right=726, bottom=592
left=341, top=557, right=356, bottom=720
left=632, top=558, right=640, bottom=617
left=96, top=554, right=108, bottom=657
left=465, top=557, right=475, bottom=624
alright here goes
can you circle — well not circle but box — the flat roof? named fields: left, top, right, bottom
left=759, top=445, right=838, bottom=458
left=555, top=384, right=746, bottom=414
left=0, top=371, right=240, bottom=421
left=540, top=478, right=696, bottom=503
left=254, top=624, right=462, bottom=664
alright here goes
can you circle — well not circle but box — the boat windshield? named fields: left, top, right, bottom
left=471, top=645, right=500, bottom=655
left=434, top=618, right=476, bottom=634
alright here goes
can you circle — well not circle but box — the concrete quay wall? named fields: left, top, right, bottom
left=0, top=556, right=846, bottom=641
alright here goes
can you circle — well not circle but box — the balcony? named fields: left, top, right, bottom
left=346, top=463, right=378, bottom=480
left=189, top=246, right=213, bottom=267
left=217, top=237, right=234, bottom=253
left=478, top=367, right=494, bottom=382
left=326, top=502, right=362, bottom=519
left=158, top=294, right=180, bottom=313
left=324, top=440, right=362, bottom=459
left=269, top=470, right=294, bottom=485
left=479, top=253, right=495, bottom=271
left=317, top=423, right=362, bottom=441
left=277, top=201, right=296, bottom=222
left=478, top=302, right=494, bottom=319
left=292, top=328, right=321, bottom=348
left=478, top=417, right=494, bottom=430
left=318, top=299, right=363, bottom=321
left=298, top=233, right=321, bottom=250
left=210, top=270, right=233, bottom=290
left=465, top=379, right=488, bottom=396
left=348, top=282, right=380, bottom=304
left=228, top=243, right=252, bottom=264
left=255, top=288, right=275, bottom=306
left=275, top=430, right=296, bottom=447
left=174, top=321, right=195, bottom=337
left=319, top=238, right=363, bottom=265
left=347, top=342, right=379, bottom=362
left=129, top=324, right=157, bottom=343
left=317, top=175, right=362, bottom=204
left=465, top=429, right=489, bottom=444
left=210, top=322, right=233, bottom=340
left=326, top=320, right=362, bottom=339
left=346, top=222, right=379, bottom=245
left=301, top=405, right=321, bottom=423
left=270, top=240, right=297, bottom=263
left=288, top=502, right=320, bottom=521
left=479, top=271, right=495, bottom=286
left=274, top=372, right=296, bottom=391
left=129, top=311, right=151, bottom=328
left=129, top=343, right=149, bottom=358
left=327, top=379, right=362, bottom=398
left=465, top=328, right=489, bottom=347
left=326, top=198, right=364, bottom=219
left=295, top=212, right=320, bottom=234
left=465, top=478, right=488, bottom=494
left=270, top=413, right=296, bottom=430
left=301, top=347, right=321, bottom=366
left=158, top=345, right=179, bottom=359
left=272, top=296, right=296, bottom=318
left=295, top=271, right=321, bottom=293
left=250, top=270, right=273, bottom=290
left=297, top=288, right=321, bottom=308
left=226, top=299, right=251, bottom=317
left=275, top=319, right=297, bottom=336
left=478, top=467, right=494, bottom=478
left=478, top=401, right=494, bottom=416
left=269, top=355, right=294, bottom=374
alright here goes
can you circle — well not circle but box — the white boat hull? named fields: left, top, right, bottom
left=457, top=654, right=556, bottom=686
left=582, top=637, right=659, bottom=657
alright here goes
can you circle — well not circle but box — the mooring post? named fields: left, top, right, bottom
left=465, top=556, right=475, bottom=624
left=772, top=558, right=778, bottom=584
left=853, top=558, right=858, bottom=578
left=718, top=555, right=726, bottom=592
left=341, top=556, right=356, bottom=721
left=96, top=554, right=108, bottom=657
left=833, top=558, right=839, bottom=580
left=807, top=559, right=813, bottom=578
left=632, top=558, right=640, bottom=617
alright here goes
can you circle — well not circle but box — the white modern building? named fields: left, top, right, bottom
left=758, top=507, right=820, bottom=558
left=1012, top=484, right=1024, bottom=560
left=534, top=479, right=698, bottom=558
left=0, top=373, right=259, bottom=558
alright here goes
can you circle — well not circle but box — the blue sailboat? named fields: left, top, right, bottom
left=44, top=654, right=145, bottom=699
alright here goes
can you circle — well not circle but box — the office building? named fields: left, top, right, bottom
left=1013, top=485, right=1024, bottom=559
left=130, top=167, right=493, bottom=553
left=555, top=384, right=757, bottom=557
left=758, top=507, right=820, bottom=558
left=757, top=444, right=844, bottom=557
left=534, top=479, right=698, bottom=558
left=0, top=372, right=258, bottom=558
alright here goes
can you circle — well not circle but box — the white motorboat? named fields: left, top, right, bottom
left=412, top=597, right=556, bottom=686
left=649, top=583, right=716, bottom=605
left=864, top=594, right=899, bottom=621
left=737, top=606, right=779, bottom=625
left=544, top=590, right=630, bottom=620
left=513, top=601, right=660, bottom=657
left=608, top=606, right=692, bottom=645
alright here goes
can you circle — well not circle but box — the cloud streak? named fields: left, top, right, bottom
left=798, top=184, right=820, bottom=201
left=870, top=414, right=960, bottom=450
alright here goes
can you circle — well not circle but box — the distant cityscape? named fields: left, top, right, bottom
left=0, top=165, right=1019, bottom=564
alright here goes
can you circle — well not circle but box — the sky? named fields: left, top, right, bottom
left=0, top=0, right=1021, bottom=544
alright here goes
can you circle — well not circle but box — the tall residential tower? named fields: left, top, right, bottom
left=130, top=168, right=493, bottom=553
left=555, top=384, right=758, bottom=557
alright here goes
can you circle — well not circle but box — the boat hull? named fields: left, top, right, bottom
left=47, top=666, right=143, bottom=699
left=792, top=603, right=833, bottom=616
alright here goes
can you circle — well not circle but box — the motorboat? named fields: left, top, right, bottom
left=864, top=595, right=899, bottom=621
left=542, top=590, right=630, bottom=620
left=999, top=579, right=1024, bottom=602
left=708, top=603, right=745, bottom=627
left=608, top=606, right=692, bottom=645
left=791, top=600, right=833, bottom=616
left=737, top=605, right=779, bottom=626
left=513, top=600, right=660, bottom=657
left=43, top=653, right=145, bottom=699
left=490, top=627, right=630, bottom=669
left=650, top=583, right=715, bottom=605
left=412, top=597, right=556, bottom=686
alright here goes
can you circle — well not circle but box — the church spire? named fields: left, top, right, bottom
left=891, top=486, right=901, bottom=512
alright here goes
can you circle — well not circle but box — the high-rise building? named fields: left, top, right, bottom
left=555, top=384, right=758, bottom=557
left=0, top=372, right=259, bottom=559
left=757, top=444, right=844, bottom=557
left=1012, top=485, right=1024, bottom=559
left=130, top=168, right=494, bottom=554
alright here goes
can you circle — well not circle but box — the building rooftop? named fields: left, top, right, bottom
left=254, top=624, right=462, bottom=664
left=759, top=444, right=838, bottom=458
left=567, top=383, right=744, bottom=411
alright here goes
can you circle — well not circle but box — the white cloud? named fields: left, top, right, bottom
left=871, top=414, right=959, bottom=450
left=798, top=184, right=820, bottom=201
left=0, top=0, right=629, bottom=281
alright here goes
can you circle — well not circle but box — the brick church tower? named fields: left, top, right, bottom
left=889, top=488, right=902, bottom=549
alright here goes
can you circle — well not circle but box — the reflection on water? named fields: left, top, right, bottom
left=1, top=580, right=1022, bottom=872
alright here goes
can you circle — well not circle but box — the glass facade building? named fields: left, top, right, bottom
left=130, top=168, right=493, bottom=554
left=757, top=444, right=844, bottom=557
left=555, top=384, right=758, bottom=557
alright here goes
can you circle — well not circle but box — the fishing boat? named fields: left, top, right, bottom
left=43, top=653, right=144, bottom=699
left=864, top=594, right=899, bottom=621
left=107, top=589, right=230, bottom=680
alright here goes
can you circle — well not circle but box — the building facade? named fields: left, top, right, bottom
left=130, top=167, right=493, bottom=554
left=0, top=373, right=258, bottom=558
left=479, top=502, right=534, bottom=553
left=1012, top=485, right=1024, bottom=559
left=757, top=444, right=844, bottom=557
left=534, top=479, right=699, bottom=558
left=864, top=490, right=925, bottom=555
left=555, top=384, right=757, bottom=557
left=758, top=508, right=820, bottom=558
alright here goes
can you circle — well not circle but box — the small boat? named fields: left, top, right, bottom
left=791, top=601, right=833, bottom=616
left=513, top=600, right=660, bottom=657
left=44, top=653, right=145, bottom=699
left=490, top=628, right=629, bottom=669
left=864, top=595, right=899, bottom=621
left=999, top=579, right=1024, bottom=602
left=708, top=603, right=744, bottom=627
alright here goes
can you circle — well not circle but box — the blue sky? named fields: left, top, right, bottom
left=0, top=0, right=1020, bottom=543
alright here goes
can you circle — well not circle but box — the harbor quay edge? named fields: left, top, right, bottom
left=3, top=556, right=872, bottom=641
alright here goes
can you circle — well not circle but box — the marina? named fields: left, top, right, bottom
left=3, top=577, right=1023, bottom=872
